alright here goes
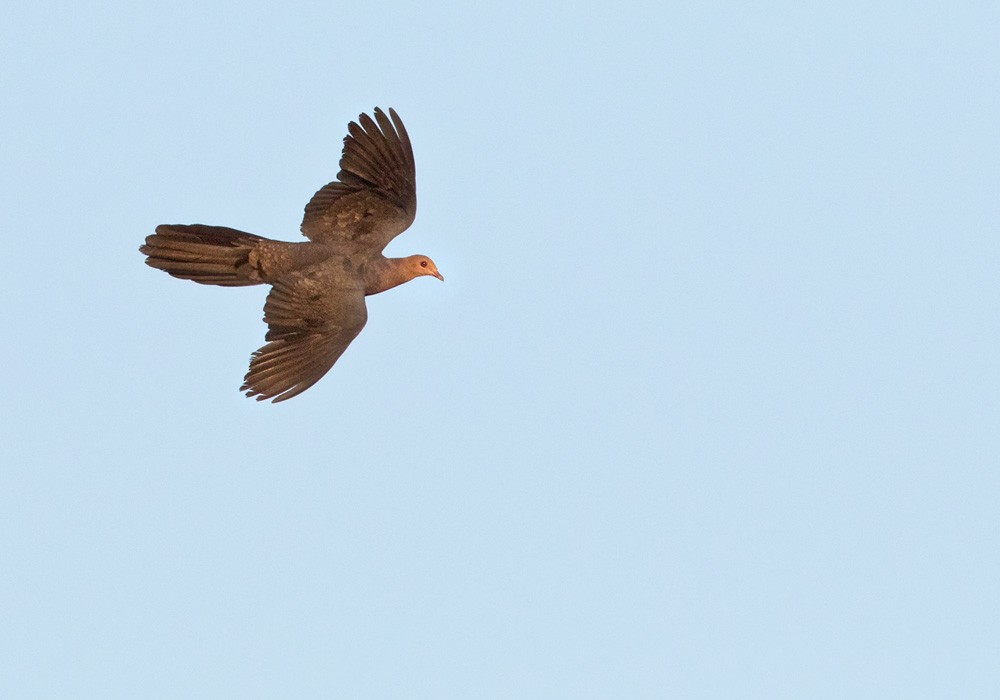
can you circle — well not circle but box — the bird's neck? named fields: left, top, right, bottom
left=365, top=256, right=419, bottom=295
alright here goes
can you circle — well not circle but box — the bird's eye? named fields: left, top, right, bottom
left=420, top=261, right=428, bottom=267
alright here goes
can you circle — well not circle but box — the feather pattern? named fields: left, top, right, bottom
left=300, top=107, right=416, bottom=251
left=240, top=268, right=368, bottom=402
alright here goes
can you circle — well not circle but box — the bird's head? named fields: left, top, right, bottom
left=409, top=255, right=444, bottom=281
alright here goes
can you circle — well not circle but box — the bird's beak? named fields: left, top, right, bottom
left=432, top=270, right=444, bottom=281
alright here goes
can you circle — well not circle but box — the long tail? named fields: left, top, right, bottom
left=140, top=224, right=267, bottom=286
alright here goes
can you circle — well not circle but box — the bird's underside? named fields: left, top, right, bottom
left=140, top=107, right=442, bottom=402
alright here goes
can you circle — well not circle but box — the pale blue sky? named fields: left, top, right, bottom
left=2, top=1, right=998, bottom=697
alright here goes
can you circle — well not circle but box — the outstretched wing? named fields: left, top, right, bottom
left=301, top=107, right=416, bottom=252
left=241, top=269, right=368, bottom=402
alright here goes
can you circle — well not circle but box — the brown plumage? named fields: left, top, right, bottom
left=139, top=108, right=442, bottom=402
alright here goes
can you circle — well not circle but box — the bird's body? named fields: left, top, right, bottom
left=140, top=108, right=442, bottom=402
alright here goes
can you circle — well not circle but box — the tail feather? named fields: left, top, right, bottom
left=140, top=224, right=266, bottom=286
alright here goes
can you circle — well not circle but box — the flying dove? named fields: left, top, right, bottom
left=140, top=108, right=441, bottom=402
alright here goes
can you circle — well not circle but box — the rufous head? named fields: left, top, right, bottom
left=409, top=255, right=444, bottom=281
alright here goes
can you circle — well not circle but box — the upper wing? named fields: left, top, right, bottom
left=241, top=268, right=368, bottom=402
left=300, top=107, right=417, bottom=252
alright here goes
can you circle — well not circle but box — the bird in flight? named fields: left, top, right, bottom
left=140, top=107, right=441, bottom=402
